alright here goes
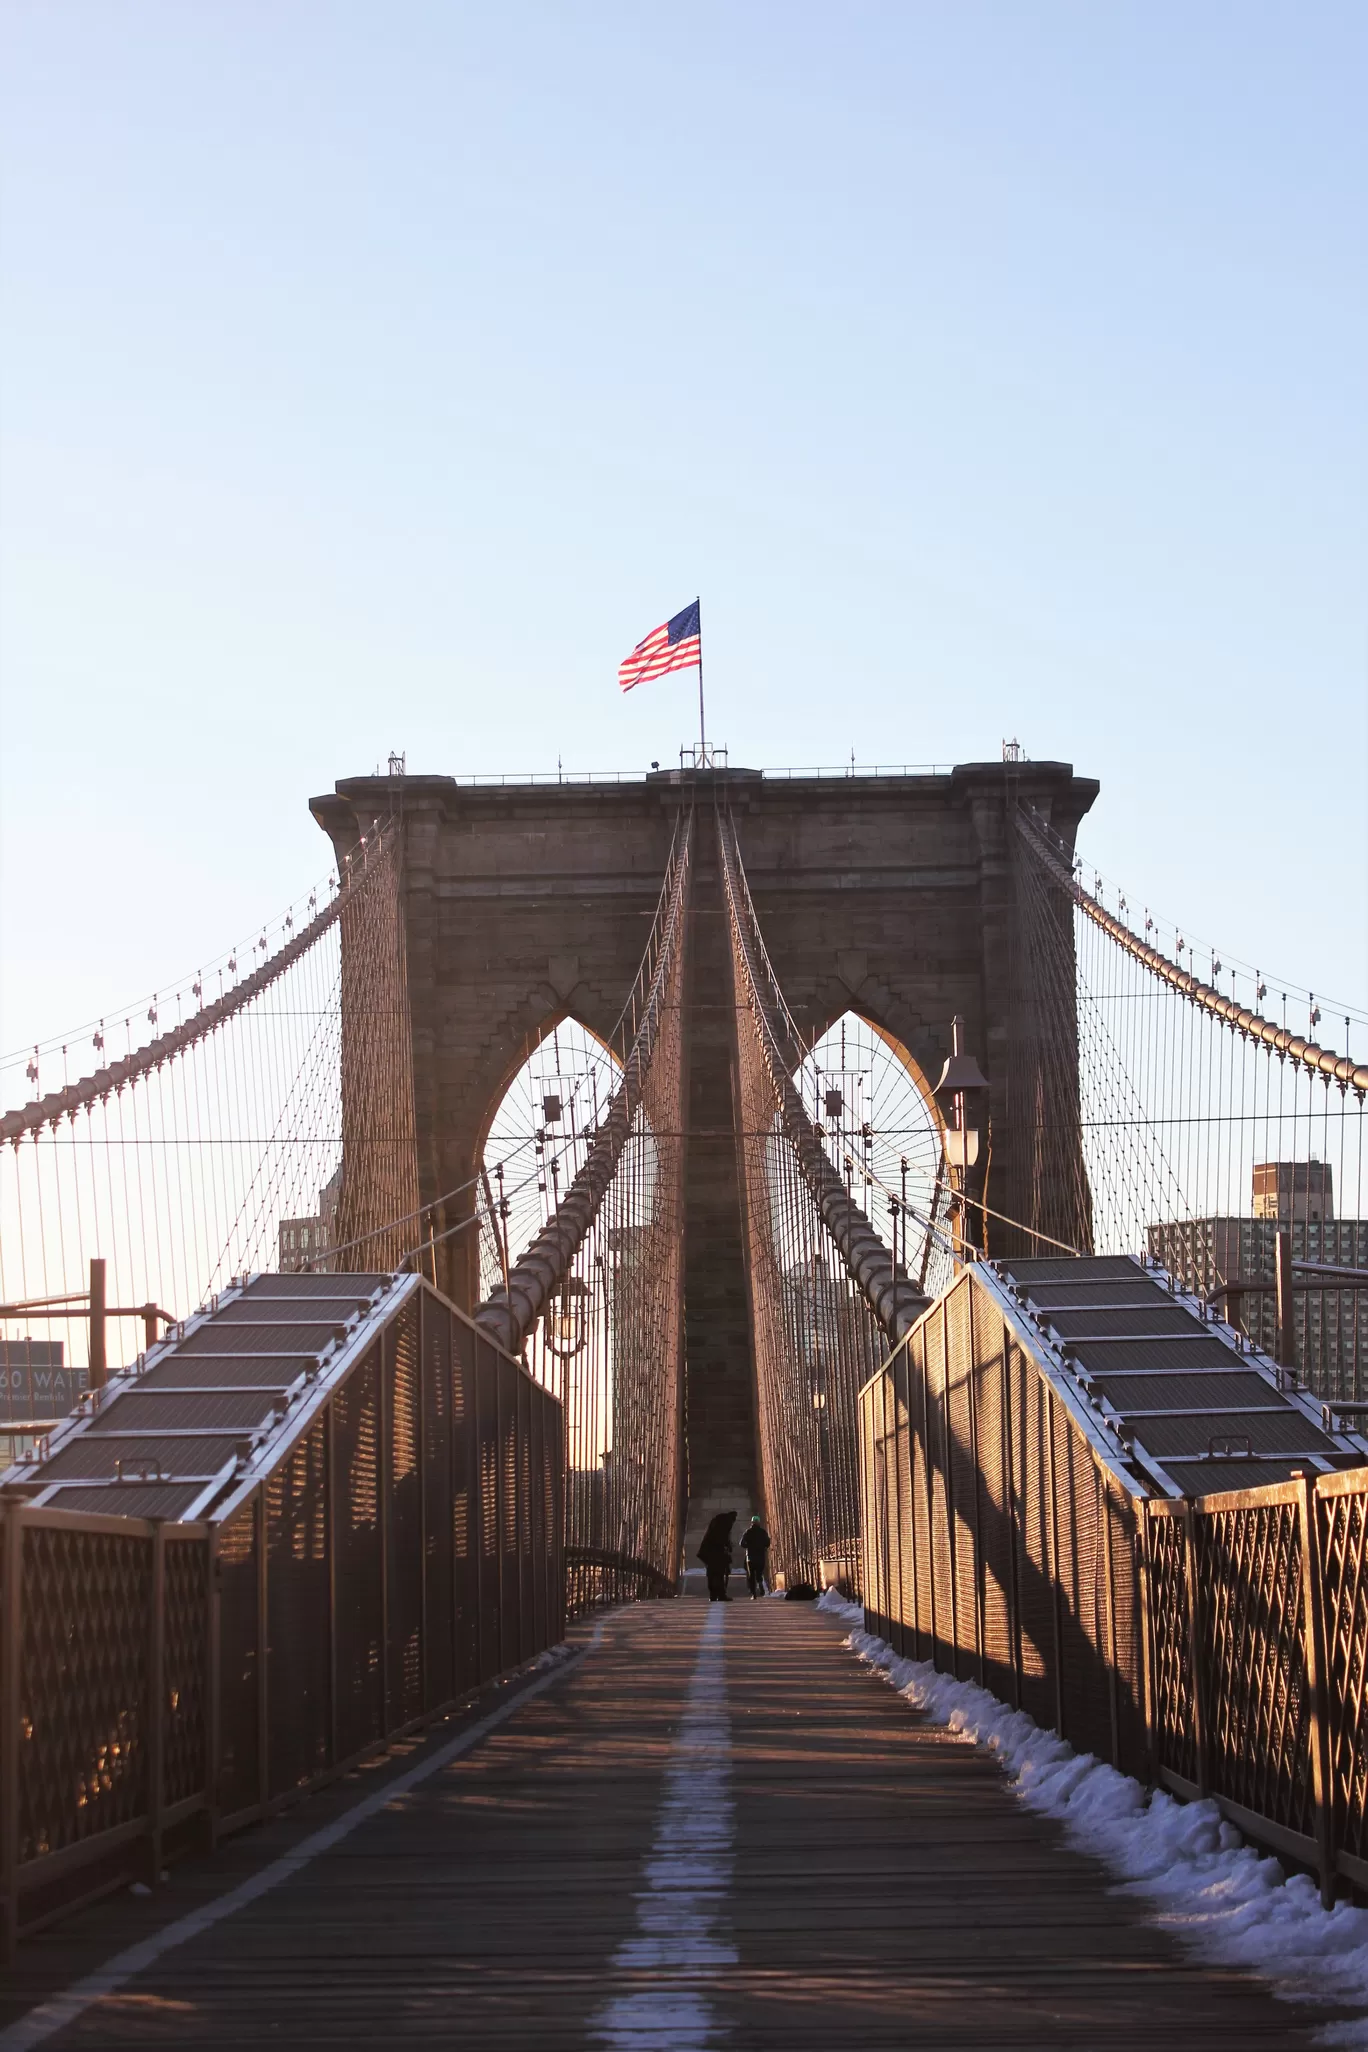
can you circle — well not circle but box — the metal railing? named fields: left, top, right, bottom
left=564, top=1546, right=677, bottom=1615
left=0, top=1504, right=210, bottom=1954
left=860, top=1262, right=1368, bottom=1907
left=757, top=762, right=955, bottom=779
left=0, top=1280, right=562, bottom=1956
left=376, top=762, right=958, bottom=789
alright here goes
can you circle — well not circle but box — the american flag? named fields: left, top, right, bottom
left=618, top=599, right=701, bottom=693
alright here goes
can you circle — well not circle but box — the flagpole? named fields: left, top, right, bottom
left=696, top=599, right=706, bottom=765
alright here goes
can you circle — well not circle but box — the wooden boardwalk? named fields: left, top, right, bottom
left=0, top=1601, right=1345, bottom=2048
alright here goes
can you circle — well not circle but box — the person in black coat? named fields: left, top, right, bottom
left=697, top=1510, right=736, bottom=1601
left=739, top=1515, right=771, bottom=1598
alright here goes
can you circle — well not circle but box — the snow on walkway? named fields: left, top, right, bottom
left=817, top=1590, right=1368, bottom=2044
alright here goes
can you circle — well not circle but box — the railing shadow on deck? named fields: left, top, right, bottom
left=0, top=1281, right=563, bottom=1960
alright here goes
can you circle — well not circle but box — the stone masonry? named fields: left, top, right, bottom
left=312, top=760, right=1098, bottom=1559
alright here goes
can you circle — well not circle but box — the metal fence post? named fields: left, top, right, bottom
left=966, top=1291, right=985, bottom=1686
left=327, top=1399, right=339, bottom=1770
left=256, top=1485, right=269, bottom=1813
left=920, top=1336, right=936, bottom=1664
left=894, top=1370, right=902, bottom=1641
left=417, top=1300, right=429, bottom=1709
left=873, top=1375, right=889, bottom=1638
left=1101, top=1473, right=1121, bottom=1771
left=537, top=1387, right=549, bottom=1642
left=1137, top=1501, right=1157, bottom=1785
left=147, top=1519, right=166, bottom=1885
left=1296, top=1471, right=1336, bottom=1906
left=1, top=1497, right=23, bottom=1963
left=449, top=1311, right=463, bottom=1692
left=1002, top=1329, right=1021, bottom=1712
left=380, top=1335, right=391, bottom=1732
left=1181, top=1500, right=1209, bottom=1798
left=471, top=1335, right=485, bottom=1682
left=1045, top=1387, right=1066, bottom=1741
left=88, top=1256, right=107, bottom=1391
left=857, top=1386, right=870, bottom=1625
left=1276, top=1228, right=1296, bottom=1370
left=495, top=1361, right=507, bottom=1672
left=206, top=1525, right=221, bottom=1851
left=896, top=1362, right=912, bottom=1653
left=941, top=1301, right=959, bottom=1677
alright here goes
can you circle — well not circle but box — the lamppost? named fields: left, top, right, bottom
left=934, top=1015, right=989, bottom=1259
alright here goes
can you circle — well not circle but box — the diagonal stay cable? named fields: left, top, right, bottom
left=717, top=803, right=930, bottom=1345
left=474, top=807, right=694, bottom=1356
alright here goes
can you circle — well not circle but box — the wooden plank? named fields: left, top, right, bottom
left=0, top=1603, right=1345, bottom=2047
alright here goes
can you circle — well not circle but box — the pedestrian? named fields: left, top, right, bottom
left=697, top=1510, right=736, bottom=1601
left=740, top=1514, right=771, bottom=1599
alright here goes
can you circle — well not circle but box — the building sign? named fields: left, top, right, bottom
left=0, top=1340, right=87, bottom=1424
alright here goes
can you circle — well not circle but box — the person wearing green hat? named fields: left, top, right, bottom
left=740, top=1514, right=771, bottom=1599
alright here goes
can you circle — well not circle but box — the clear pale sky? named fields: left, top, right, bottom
left=2, top=2, right=1365, bottom=1080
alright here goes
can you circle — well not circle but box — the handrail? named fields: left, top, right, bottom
left=564, top=1544, right=677, bottom=1597
left=473, top=808, right=694, bottom=1356
left=1017, top=805, right=1368, bottom=1098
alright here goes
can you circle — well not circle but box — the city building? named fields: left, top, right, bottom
left=0, top=1339, right=86, bottom=1465
left=1149, top=1163, right=1367, bottom=1404
left=278, top=1164, right=343, bottom=1273
left=1252, top=1158, right=1334, bottom=1223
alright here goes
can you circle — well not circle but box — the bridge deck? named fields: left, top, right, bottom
left=0, top=1602, right=1340, bottom=2049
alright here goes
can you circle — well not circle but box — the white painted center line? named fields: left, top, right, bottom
left=592, top=1604, right=735, bottom=2049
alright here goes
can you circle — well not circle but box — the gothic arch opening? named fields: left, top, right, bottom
left=793, top=1009, right=952, bottom=1298
left=477, top=1019, right=677, bottom=1594
left=478, top=1017, right=627, bottom=1299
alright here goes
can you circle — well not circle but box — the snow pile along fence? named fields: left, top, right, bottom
left=859, top=1252, right=1368, bottom=1908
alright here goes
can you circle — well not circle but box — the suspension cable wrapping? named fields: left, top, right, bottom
left=0, top=865, right=356, bottom=1146
left=0, top=821, right=415, bottom=1389
left=718, top=804, right=929, bottom=1591
left=474, top=810, right=693, bottom=1609
left=1013, top=801, right=1367, bottom=1403
left=1019, top=805, right=1368, bottom=1097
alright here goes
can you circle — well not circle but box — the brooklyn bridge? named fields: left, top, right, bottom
left=1, top=757, right=1366, bottom=2047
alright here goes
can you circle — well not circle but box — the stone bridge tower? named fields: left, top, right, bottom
left=314, top=760, right=1098, bottom=1547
